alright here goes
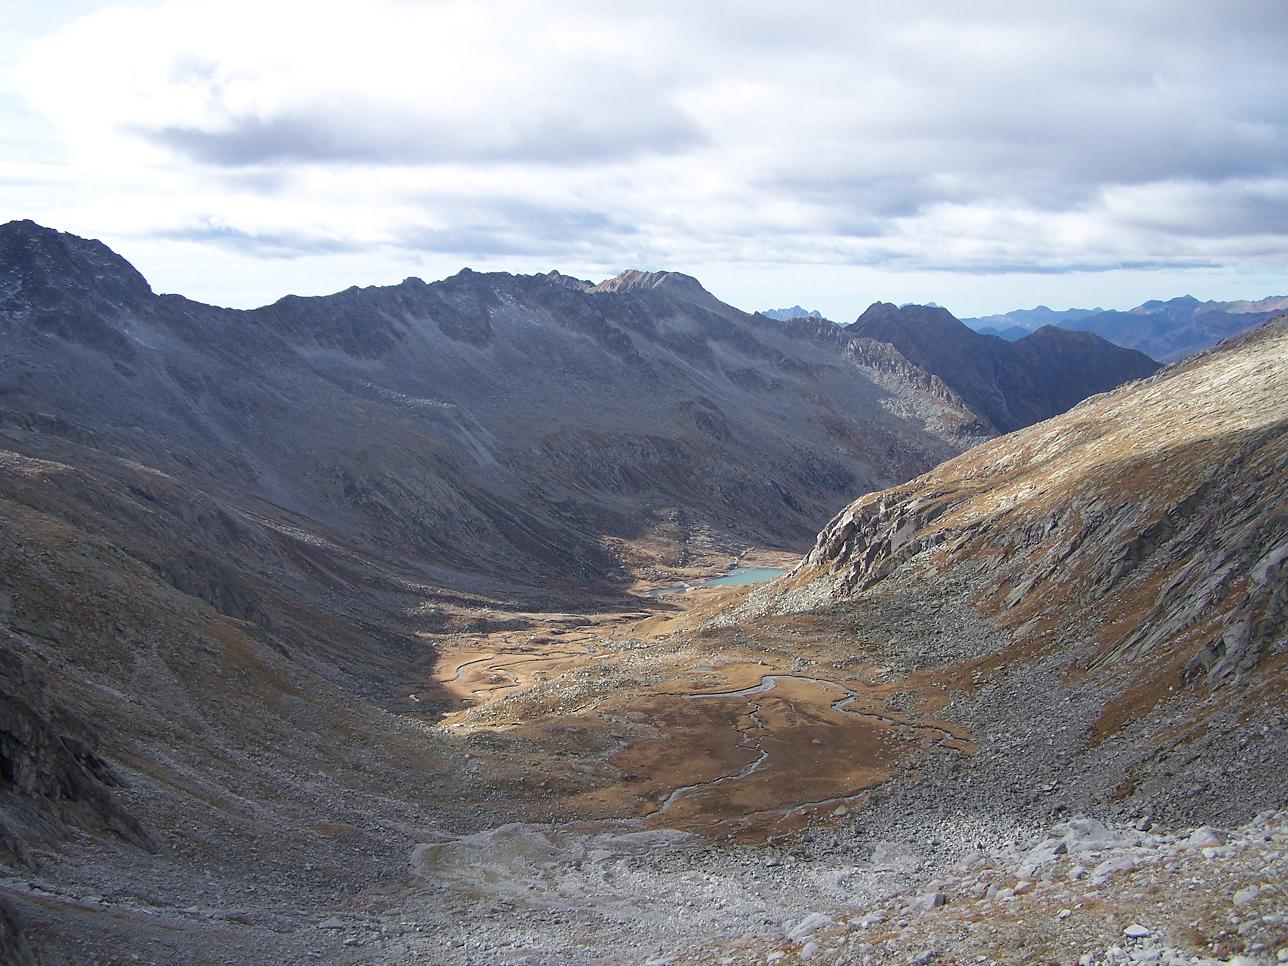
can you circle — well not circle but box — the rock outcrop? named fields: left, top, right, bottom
left=0, top=637, right=153, bottom=867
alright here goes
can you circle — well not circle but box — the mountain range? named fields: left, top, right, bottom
left=759, top=305, right=824, bottom=321
left=964, top=294, right=1288, bottom=361
left=4, top=220, right=1274, bottom=963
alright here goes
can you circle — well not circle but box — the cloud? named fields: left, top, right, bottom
left=7, top=0, right=1288, bottom=311
left=399, top=201, right=639, bottom=258
left=20, top=0, right=703, bottom=168
left=153, top=220, right=368, bottom=259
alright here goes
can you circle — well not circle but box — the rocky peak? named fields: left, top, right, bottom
left=760, top=305, right=824, bottom=322
left=0, top=220, right=153, bottom=308
left=851, top=301, right=967, bottom=333
left=847, top=300, right=1160, bottom=433
left=540, top=270, right=594, bottom=291
left=589, top=268, right=709, bottom=297
left=0, top=220, right=156, bottom=357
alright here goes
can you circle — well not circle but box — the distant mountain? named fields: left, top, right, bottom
left=964, top=295, right=1288, bottom=361
left=847, top=302, right=1161, bottom=433
left=1066, top=295, right=1288, bottom=362
left=963, top=305, right=1104, bottom=336
left=759, top=305, right=824, bottom=321
left=974, top=323, right=1030, bottom=340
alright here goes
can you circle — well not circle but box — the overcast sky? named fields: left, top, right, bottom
left=2, top=1, right=1287, bottom=318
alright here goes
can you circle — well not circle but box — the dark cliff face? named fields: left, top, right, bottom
left=848, top=302, right=1162, bottom=433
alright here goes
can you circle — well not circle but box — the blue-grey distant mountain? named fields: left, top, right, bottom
left=759, top=305, right=824, bottom=321
left=848, top=302, right=1162, bottom=433
left=964, top=296, right=1288, bottom=361
left=1064, top=295, right=1288, bottom=362
left=963, top=305, right=1104, bottom=337
left=974, top=323, right=1030, bottom=340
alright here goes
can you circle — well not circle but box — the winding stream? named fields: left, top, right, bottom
left=648, top=673, right=963, bottom=819
left=690, top=673, right=962, bottom=743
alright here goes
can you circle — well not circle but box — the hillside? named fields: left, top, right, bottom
left=671, top=316, right=1288, bottom=963
left=768, top=315, right=1288, bottom=816
left=847, top=302, right=1162, bottom=432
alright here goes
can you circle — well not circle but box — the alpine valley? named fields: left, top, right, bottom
left=0, top=222, right=1284, bottom=965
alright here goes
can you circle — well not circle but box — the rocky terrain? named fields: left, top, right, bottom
left=846, top=302, right=1162, bottom=432
left=0, top=219, right=1283, bottom=964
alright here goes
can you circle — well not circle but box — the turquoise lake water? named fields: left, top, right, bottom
left=650, top=566, right=787, bottom=597
left=703, top=566, right=788, bottom=587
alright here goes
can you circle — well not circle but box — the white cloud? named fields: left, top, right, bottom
left=5, top=0, right=1288, bottom=314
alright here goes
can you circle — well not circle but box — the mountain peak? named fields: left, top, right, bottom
left=589, top=269, right=707, bottom=295
left=0, top=219, right=153, bottom=301
left=0, top=221, right=155, bottom=358
left=852, top=300, right=964, bottom=331
left=760, top=305, right=823, bottom=322
left=540, top=270, right=594, bottom=291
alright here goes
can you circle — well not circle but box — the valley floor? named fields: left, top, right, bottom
left=4, top=553, right=1283, bottom=964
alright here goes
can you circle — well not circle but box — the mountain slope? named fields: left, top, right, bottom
left=1, top=221, right=990, bottom=592
left=757, top=315, right=1288, bottom=821
left=847, top=301, right=1162, bottom=432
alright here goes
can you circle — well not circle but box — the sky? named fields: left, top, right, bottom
left=2, top=0, right=1287, bottom=319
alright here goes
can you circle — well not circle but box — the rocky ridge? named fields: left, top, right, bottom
left=848, top=301, right=1162, bottom=432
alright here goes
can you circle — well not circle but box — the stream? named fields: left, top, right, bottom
left=648, top=674, right=963, bottom=818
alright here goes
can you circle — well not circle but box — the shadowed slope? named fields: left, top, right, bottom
left=848, top=301, right=1162, bottom=432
